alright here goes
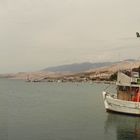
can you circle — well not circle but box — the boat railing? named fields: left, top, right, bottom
left=105, top=90, right=117, bottom=98
left=111, top=94, right=117, bottom=99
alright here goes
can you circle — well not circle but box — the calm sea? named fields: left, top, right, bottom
left=0, top=79, right=140, bottom=140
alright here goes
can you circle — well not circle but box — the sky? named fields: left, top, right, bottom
left=1, top=0, right=140, bottom=73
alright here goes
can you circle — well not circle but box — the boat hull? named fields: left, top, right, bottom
left=102, top=91, right=140, bottom=115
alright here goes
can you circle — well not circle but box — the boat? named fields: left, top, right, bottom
left=26, top=74, right=31, bottom=82
left=102, top=70, right=140, bottom=116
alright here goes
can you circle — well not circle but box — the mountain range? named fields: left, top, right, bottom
left=44, top=62, right=117, bottom=73
left=1, top=59, right=140, bottom=80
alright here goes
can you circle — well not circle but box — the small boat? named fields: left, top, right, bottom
left=26, top=75, right=31, bottom=82
left=102, top=70, right=140, bottom=116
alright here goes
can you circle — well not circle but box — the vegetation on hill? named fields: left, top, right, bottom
left=109, top=72, right=117, bottom=81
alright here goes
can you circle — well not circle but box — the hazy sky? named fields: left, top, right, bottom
left=1, top=0, right=140, bottom=73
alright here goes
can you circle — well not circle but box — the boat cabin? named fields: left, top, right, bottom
left=116, top=70, right=140, bottom=102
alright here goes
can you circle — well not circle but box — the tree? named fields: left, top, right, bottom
left=138, top=66, right=140, bottom=77
left=109, top=72, right=117, bottom=81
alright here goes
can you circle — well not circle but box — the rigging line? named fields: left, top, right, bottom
left=104, top=84, right=111, bottom=91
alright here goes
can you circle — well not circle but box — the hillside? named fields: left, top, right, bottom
left=2, top=60, right=140, bottom=81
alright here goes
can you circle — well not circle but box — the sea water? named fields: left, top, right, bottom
left=0, top=79, right=140, bottom=140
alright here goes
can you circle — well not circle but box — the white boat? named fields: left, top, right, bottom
left=102, top=70, right=140, bottom=116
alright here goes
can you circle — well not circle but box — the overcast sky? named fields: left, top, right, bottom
left=1, top=0, right=140, bottom=73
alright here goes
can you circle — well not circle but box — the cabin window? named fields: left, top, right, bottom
left=118, top=86, right=130, bottom=92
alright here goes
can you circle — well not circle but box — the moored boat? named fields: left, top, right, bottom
left=103, top=70, right=140, bottom=115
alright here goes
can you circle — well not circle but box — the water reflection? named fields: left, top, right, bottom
left=105, top=113, right=140, bottom=140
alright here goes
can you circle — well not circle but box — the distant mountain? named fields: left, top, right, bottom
left=123, top=59, right=135, bottom=62
left=43, top=62, right=117, bottom=73
left=3, top=59, right=140, bottom=81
